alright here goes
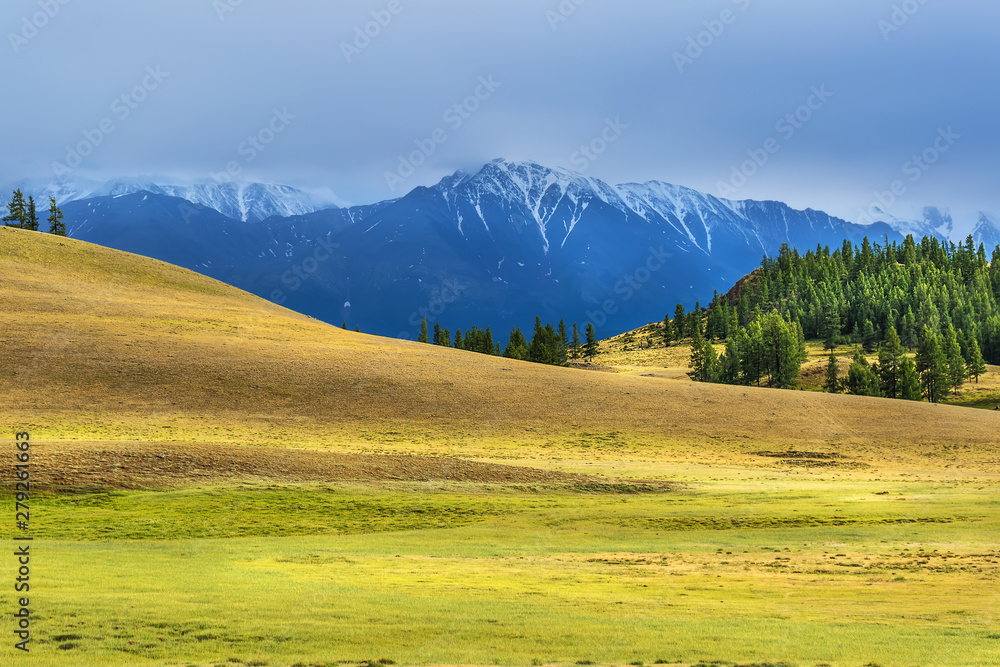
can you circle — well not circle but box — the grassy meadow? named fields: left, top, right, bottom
left=2, top=228, right=1000, bottom=666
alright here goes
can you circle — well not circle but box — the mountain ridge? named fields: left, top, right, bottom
left=52, top=159, right=1000, bottom=339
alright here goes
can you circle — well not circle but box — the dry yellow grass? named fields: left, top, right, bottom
left=2, top=227, right=999, bottom=473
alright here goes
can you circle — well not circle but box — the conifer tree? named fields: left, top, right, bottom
left=484, top=327, right=495, bottom=356
left=3, top=189, right=27, bottom=228
left=454, top=328, right=464, bottom=350
left=718, top=337, right=741, bottom=384
left=877, top=326, right=905, bottom=399
left=966, top=337, right=987, bottom=383
left=25, top=196, right=39, bottom=231
left=571, top=323, right=581, bottom=360
left=687, top=326, right=710, bottom=382
left=899, top=356, right=922, bottom=400
left=846, top=349, right=882, bottom=397
left=418, top=318, right=429, bottom=343
left=861, top=319, right=878, bottom=353
left=584, top=323, right=598, bottom=361
left=943, top=324, right=966, bottom=394
left=47, top=197, right=66, bottom=236
left=901, top=307, right=917, bottom=350
left=823, top=300, right=840, bottom=350
left=433, top=323, right=442, bottom=345
left=824, top=350, right=841, bottom=393
left=503, top=327, right=528, bottom=360
left=916, top=326, right=948, bottom=403
left=662, top=315, right=674, bottom=347
left=673, top=304, right=686, bottom=339
left=342, top=321, right=347, bottom=329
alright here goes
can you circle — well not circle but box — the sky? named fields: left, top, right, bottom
left=3, top=0, right=998, bottom=227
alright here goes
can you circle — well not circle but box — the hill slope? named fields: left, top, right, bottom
left=1, top=227, right=998, bottom=469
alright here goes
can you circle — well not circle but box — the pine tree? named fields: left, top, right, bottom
left=662, top=315, right=674, bottom=347
left=966, top=337, right=987, bottom=383
left=943, top=324, right=966, bottom=394
left=571, top=323, right=581, bottom=360
left=824, top=350, right=841, bottom=393
left=25, top=196, right=39, bottom=231
left=916, top=326, right=948, bottom=403
left=342, top=321, right=347, bottom=329
left=503, top=327, right=528, bottom=360
left=877, top=326, right=905, bottom=399
left=673, top=304, right=686, bottom=339
left=354, top=325, right=360, bottom=332
left=3, top=189, right=27, bottom=228
left=899, top=357, right=922, bottom=400
left=823, top=301, right=840, bottom=350
left=846, top=349, right=882, bottom=397
left=433, top=323, right=442, bottom=345
left=719, top=337, right=742, bottom=384
left=454, top=328, right=464, bottom=349
left=418, top=317, right=429, bottom=343
left=47, top=197, right=66, bottom=236
left=484, top=327, right=495, bottom=356
left=901, top=307, right=917, bottom=350
left=861, top=319, right=878, bottom=353
left=687, top=326, right=710, bottom=382
left=584, top=323, right=598, bottom=361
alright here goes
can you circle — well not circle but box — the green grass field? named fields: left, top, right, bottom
left=10, top=472, right=1000, bottom=667
left=2, top=229, right=1000, bottom=666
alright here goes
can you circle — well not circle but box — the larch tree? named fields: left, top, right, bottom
left=47, top=197, right=66, bottom=236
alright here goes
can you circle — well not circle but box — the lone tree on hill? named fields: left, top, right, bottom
left=47, top=197, right=66, bottom=236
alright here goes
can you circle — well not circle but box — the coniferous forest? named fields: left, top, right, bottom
left=684, top=235, right=997, bottom=403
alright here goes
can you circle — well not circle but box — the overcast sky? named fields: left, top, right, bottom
left=3, top=0, right=998, bottom=224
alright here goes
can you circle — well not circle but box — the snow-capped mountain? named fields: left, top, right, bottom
left=57, top=159, right=999, bottom=339
left=972, top=212, right=1000, bottom=251
left=13, top=178, right=336, bottom=223
left=100, top=181, right=335, bottom=222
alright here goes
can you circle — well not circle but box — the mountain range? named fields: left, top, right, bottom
left=48, top=159, right=1000, bottom=339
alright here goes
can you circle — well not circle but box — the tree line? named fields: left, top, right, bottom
left=415, top=316, right=599, bottom=366
left=680, top=234, right=993, bottom=402
left=3, top=189, right=66, bottom=235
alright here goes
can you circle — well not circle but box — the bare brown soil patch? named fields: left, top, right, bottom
left=30, top=441, right=606, bottom=490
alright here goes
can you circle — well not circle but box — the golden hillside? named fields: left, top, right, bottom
left=2, top=226, right=998, bottom=468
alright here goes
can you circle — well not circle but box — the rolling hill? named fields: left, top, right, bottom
left=2, top=225, right=998, bottom=469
